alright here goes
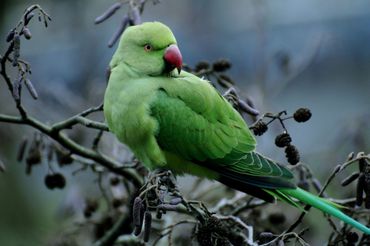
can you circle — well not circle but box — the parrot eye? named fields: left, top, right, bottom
left=144, top=44, right=153, bottom=52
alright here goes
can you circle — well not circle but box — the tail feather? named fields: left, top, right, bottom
left=265, top=189, right=304, bottom=210
left=281, top=187, right=370, bottom=235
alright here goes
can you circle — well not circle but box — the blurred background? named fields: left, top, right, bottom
left=0, top=0, right=369, bottom=245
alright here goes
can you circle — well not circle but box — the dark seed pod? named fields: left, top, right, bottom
left=285, top=145, right=300, bottom=165
left=12, top=76, right=22, bottom=101
left=87, top=199, right=99, bottom=212
left=24, top=79, right=38, bottom=99
left=55, top=148, right=73, bottom=166
left=53, top=173, right=66, bottom=189
left=359, top=158, right=367, bottom=172
left=83, top=209, right=92, bottom=218
left=365, top=193, right=370, bottom=209
left=133, top=225, right=141, bottom=236
left=12, top=34, right=20, bottom=67
left=44, top=174, right=56, bottom=189
left=341, top=172, right=360, bottom=186
left=112, top=198, right=123, bottom=208
left=133, top=197, right=143, bottom=235
left=288, top=156, right=300, bottom=165
left=59, top=154, right=73, bottom=165
left=293, top=108, right=312, bottom=123
left=109, top=176, right=120, bottom=186
left=275, top=133, right=292, bottom=148
left=197, top=227, right=212, bottom=246
left=346, top=231, right=359, bottom=243
left=22, top=27, right=32, bottom=40
left=364, top=166, right=370, bottom=185
left=194, top=61, right=210, bottom=72
left=26, top=145, right=41, bottom=166
left=143, top=211, right=152, bottom=242
left=84, top=199, right=99, bottom=218
left=364, top=174, right=370, bottom=208
left=268, top=212, right=286, bottom=225
left=17, top=137, right=28, bottom=162
left=44, top=173, right=65, bottom=189
left=6, top=28, right=15, bottom=42
left=133, top=197, right=143, bottom=227
left=43, top=16, right=48, bottom=28
left=212, top=59, right=231, bottom=72
left=156, top=208, right=163, bottom=219
left=356, top=174, right=364, bottom=206
left=252, top=121, right=268, bottom=136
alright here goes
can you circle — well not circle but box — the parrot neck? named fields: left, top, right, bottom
left=120, top=62, right=144, bottom=79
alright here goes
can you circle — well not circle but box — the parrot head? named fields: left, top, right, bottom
left=111, top=22, right=182, bottom=76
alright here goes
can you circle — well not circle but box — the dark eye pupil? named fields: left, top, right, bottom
left=145, top=44, right=152, bottom=50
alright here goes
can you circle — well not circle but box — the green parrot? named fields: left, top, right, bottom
left=104, top=22, right=370, bottom=234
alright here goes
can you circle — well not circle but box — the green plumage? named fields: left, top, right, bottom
left=104, top=22, right=370, bottom=234
left=283, top=188, right=370, bottom=234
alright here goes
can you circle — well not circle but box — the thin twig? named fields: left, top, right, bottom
left=50, top=104, right=106, bottom=132
left=0, top=114, right=142, bottom=186
left=97, top=172, right=112, bottom=209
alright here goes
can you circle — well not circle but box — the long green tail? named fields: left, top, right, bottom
left=280, top=187, right=370, bottom=234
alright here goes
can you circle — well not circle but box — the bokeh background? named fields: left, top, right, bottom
left=0, top=0, right=369, bottom=245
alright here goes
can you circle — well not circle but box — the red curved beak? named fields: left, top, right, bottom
left=164, top=44, right=182, bottom=74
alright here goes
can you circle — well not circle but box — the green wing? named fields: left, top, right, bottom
left=150, top=72, right=295, bottom=197
left=151, top=78, right=255, bottom=161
